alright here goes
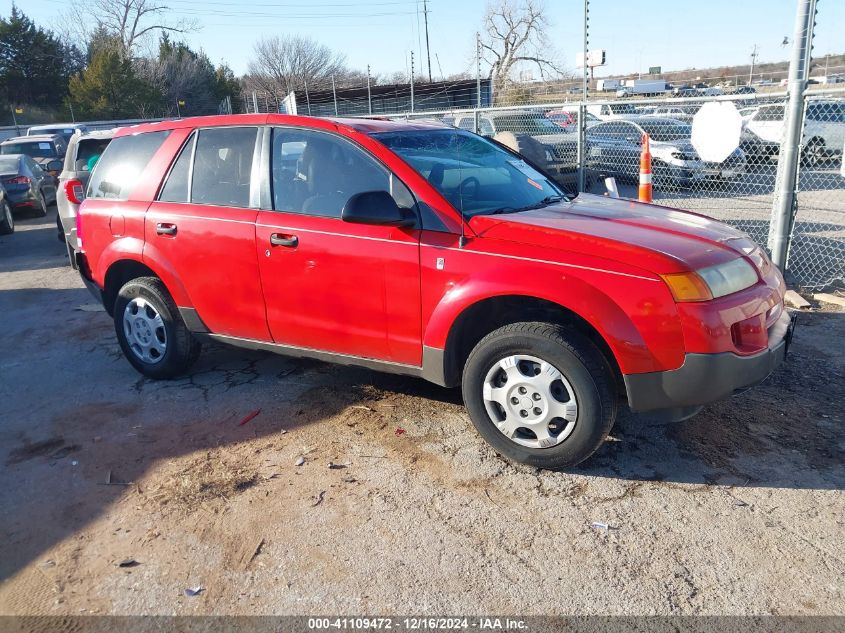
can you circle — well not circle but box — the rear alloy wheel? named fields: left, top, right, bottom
left=0, top=200, right=13, bottom=235
left=802, top=138, right=826, bottom=168
left=462, top=322, right=617, bottom=469
left=114, top=277, right=201, bottom=379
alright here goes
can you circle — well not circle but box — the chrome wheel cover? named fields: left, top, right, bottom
left=482, top=354, right=578, bottom=449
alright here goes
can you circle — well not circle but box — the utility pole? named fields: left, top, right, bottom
left=749, top=44, right=759, bottom=85
left=367, top=65, right=373, bottom=115
left=410, top=51, right=415, bottom=112
left=423, top=0, right=432, bottom=82
left=769, top=0, right=818, bottom=268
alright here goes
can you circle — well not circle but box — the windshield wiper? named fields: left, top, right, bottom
left=487, top=195, right=565, bottom=215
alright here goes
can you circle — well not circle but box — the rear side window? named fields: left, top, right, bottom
left=191, top=127, right=257, bottom=208
left=73, top=138, right=111, bottom=172
left=88, top=131, right=170, bottom=200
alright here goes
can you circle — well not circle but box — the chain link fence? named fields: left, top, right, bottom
left=369, top=89, right=843, bottom=290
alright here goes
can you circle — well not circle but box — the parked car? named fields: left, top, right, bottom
left=745, top=101, right=844, bottom=166
left=57, top=129, right=115, bottom=248
left=445, top=111, right=578, bottom=186
left=0, top=134, right=68, bottom=175
left=637, top=105, right=696, bottom=124
left=26, top=123, right=89, bottom=144
left=545, top=109, right=601, bottom=132
left=0, top=154, right=58, bottom=217
left=732, top=85, right=757, bottom=95
left=76, top=114, right=793, bottom=469
left=586, top=118, right=746, bottom=186
left=586, top=102, right=639, bottom=120
left=0, top=184, right=12, bottom=235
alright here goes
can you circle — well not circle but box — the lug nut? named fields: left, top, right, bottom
left=511, top=397, right=519, bottom=405
left=532, top=393, right=541, bottom=401
left=518, top=387, right=527, bottom=394
left=519, top=410, right=528, bottom=417
left=533, top=407, right=542, bottom=415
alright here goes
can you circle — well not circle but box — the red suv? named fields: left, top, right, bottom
left=76, top=114, right=794, bottom=469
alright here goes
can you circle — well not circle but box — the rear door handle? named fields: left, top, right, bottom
left=156, top=223, right=177, bottom=236
left=270, top=233, right=298, bottom=247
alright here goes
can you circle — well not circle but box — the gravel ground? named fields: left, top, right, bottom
left=1, top=208, right=844, bottom=617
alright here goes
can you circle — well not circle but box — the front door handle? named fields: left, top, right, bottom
left=156, top=223, right=177, bottom=236
left=270, top=233, right=298, bottom=247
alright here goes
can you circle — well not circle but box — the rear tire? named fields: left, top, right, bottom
left=462, top=322, right=617, bottom=469
left=0, top=200, right=13, bottom=235
left=114, top=277, right=201, bottom=379
left=36, top=190, right=48, bottom=217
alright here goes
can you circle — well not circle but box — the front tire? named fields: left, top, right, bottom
left=114, top=277, right=201, bottom=379
left=462, top=322, right=617, bottom=469
left=0, top=200, right=13, bottom=235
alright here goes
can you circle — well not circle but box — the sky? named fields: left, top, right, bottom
left=9, top=0, right=845, bottom=81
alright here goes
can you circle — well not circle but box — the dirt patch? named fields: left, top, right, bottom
left=145, top=450, right=260, bottom=514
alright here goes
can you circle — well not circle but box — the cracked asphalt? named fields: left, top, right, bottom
left=1, top=210, right=844, bottom=616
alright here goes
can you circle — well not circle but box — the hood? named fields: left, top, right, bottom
left=469, top=193, right=757, bottom=274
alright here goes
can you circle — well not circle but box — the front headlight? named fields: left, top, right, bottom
left=661, top=258, right=759, bottom=302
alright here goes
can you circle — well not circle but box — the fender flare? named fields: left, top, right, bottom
left=423, top=270, right=656, bottom=377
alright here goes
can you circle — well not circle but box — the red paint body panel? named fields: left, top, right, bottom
left=80, top=114, right=787, bottom=386
left=256, top=212, right=422, bottom=363
left=145, top=202, right=269, bottom=341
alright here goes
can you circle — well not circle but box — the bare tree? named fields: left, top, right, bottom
left=62, top=0, right=195, bottom=57
left=479, top=0, right=564, bottom=91
left=246, top=35, right=348, bottom=97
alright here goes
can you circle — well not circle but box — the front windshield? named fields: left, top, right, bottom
left=639, top=121, right=692, bottom=142
left=0, top=141, right=57, bottom=158
left=375, top=129, right=565, bottom=218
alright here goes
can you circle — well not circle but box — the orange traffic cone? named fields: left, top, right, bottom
left=638, top=133, right=652, bottom=203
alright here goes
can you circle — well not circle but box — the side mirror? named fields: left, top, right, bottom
left=341, top=190, right=415, bottom=227
left=46, top=160, right=63, bottom=172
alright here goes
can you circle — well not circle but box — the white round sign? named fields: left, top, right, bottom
left=691, top=101, right=743, bottom=163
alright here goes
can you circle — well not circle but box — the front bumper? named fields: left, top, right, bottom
left=624, top=309, right=794, bottom=412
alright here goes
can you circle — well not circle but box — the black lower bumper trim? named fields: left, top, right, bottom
left=624, top=338, right=788, bottom=413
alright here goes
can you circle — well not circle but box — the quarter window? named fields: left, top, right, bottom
left=88, top=131, right=170, bottom=200
left=271, top=128, right=393, bottom=218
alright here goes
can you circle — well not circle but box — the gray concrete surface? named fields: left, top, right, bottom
left=1, top=208, right=844, bottom=616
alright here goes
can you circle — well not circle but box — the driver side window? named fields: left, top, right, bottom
left=271, top=128, right=390, bottom=218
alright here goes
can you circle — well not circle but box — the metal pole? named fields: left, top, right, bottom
left=476, top=32, right=482, bottom=107
left=410, top=51, right=415, bottom=112
left=423, top=0, right=432, bottom=82
left=68, top=101, right=75, bottom=123
left=304, top=79, right=312, bottom=116
left=367, top=65, right=372, bottom=115
left=252, top=91, right=259, bottom=114
left=749, top=44, right=758, bottom=85
left=331, top=76, right=338, bottom=116
left=176, top=99, right=181, bottom=118
left=577, top=0, right=589, bottom=192
left=769, top=0, right=817, bottom=268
